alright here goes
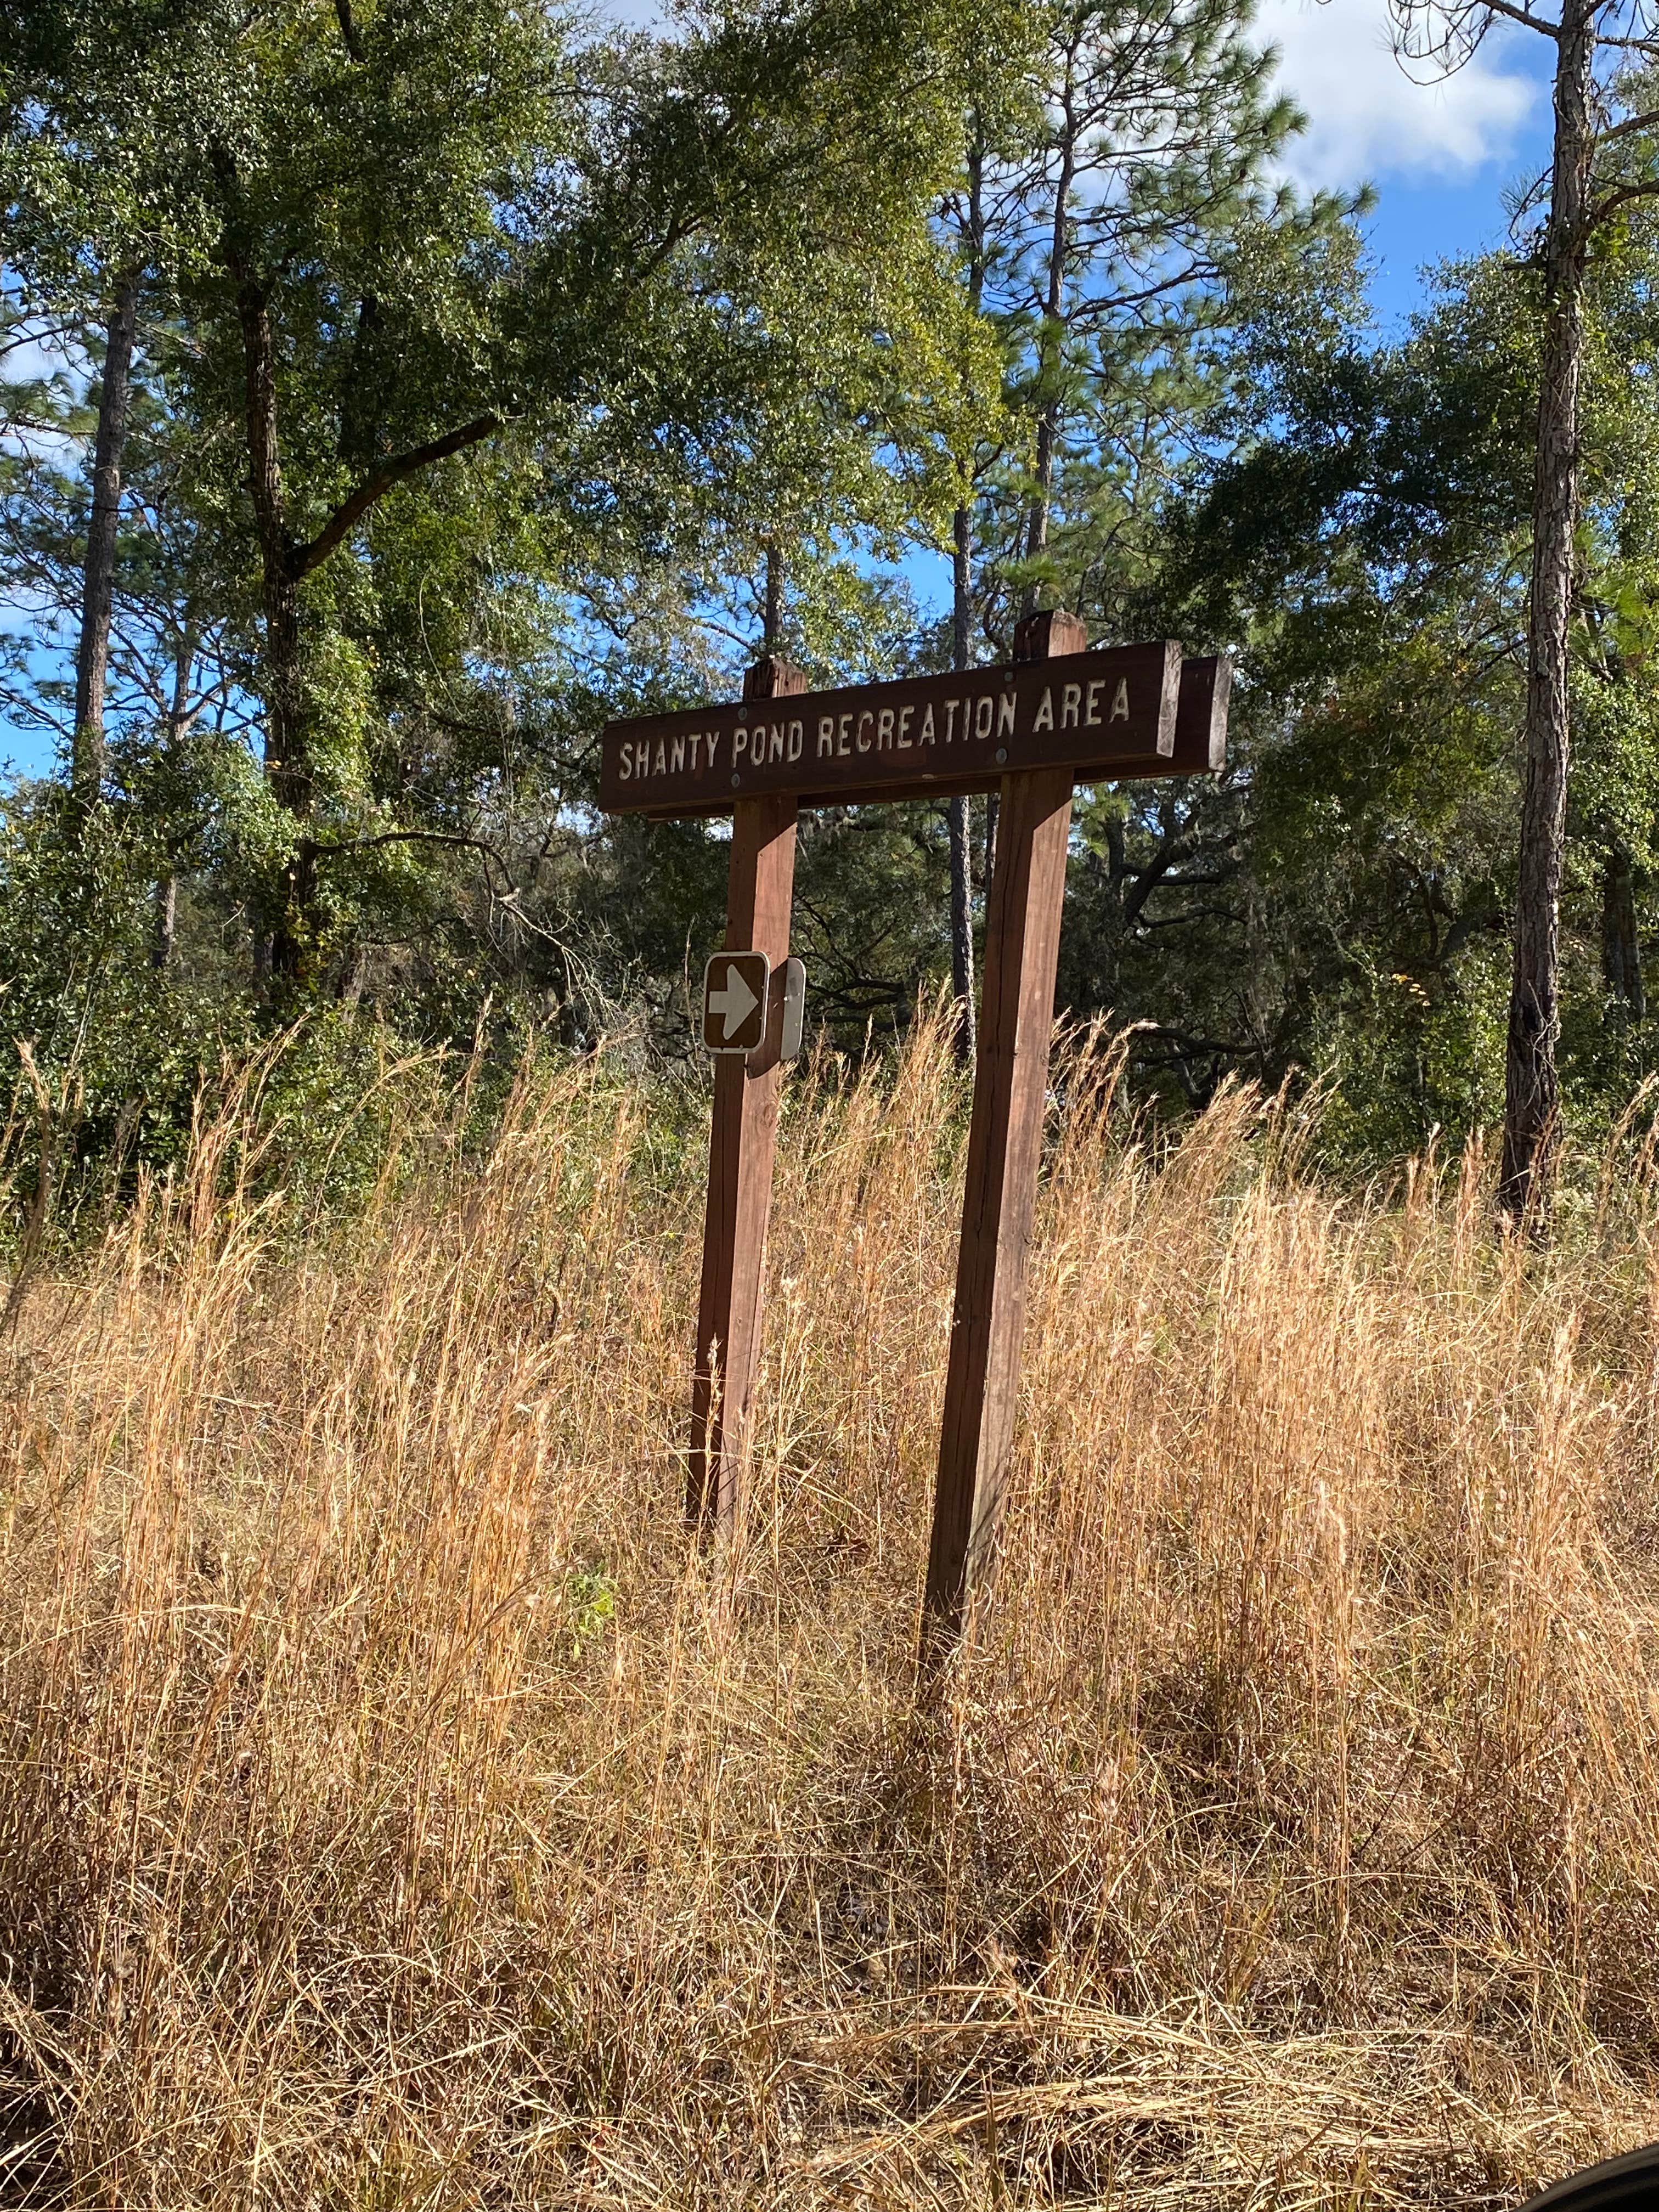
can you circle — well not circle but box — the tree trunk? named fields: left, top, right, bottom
left=153, top=625, right=195, bottom=972
left=947, top=799, right=976, bottom=1063
left=1104, top=808, right=1126, bottom=997
left=72, top=271, right=139, bottom=802
left=1601, top=845, right=1644, bottom=1018
left=940, top=123, right=995, bottom=1066
left=153, top=874, right=177, bottom=970
left=763, top=541, right=783, bottom=652
left=949, top=500, right=977, bottom=1065
left=235, top=272, right=311, bottom=981
left=1024, top=403, right=1058, bottom=573
left=1020, top=116, right=1075, bottom=619
left=1498, top=0, right=1596, bottom=1226
left=236, top=276, right=305, bottom=811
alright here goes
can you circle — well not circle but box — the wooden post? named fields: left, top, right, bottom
left=688, top=655, right=803, bottom=1536
left=922, top=608, right=1086, bottom=1645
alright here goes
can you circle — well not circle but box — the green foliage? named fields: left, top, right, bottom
left=561, top=1569, right=616, bottom=1661
left=1307, top=940, right=1511, bottom=1167
left=13, top=0, right=1659, bottom=1186
left=0, top=786, right=248, bottom=1237
left=1095, top=180, right=1659, bottom=1166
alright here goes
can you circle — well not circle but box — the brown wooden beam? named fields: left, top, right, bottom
left=922, top=614, right=1082, bottom=1649
left=688, top=656, right=803, bottom=1537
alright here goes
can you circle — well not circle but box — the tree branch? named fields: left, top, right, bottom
left=334, top=0, right=365, bottom=60
left=1474, top=0, right=1561, bottom=37
left=1585, top=176, right=1659, bottom=232
left=293, top=415, right=501, bottom=578
left=1120, top=831, right=1194, bottom=928
left=1598, top=104, right=1659, bottom=143
left=310, top=827, right=507, bottom=875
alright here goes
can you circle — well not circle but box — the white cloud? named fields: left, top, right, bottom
left=1257, top=0, right=1541, bottom=189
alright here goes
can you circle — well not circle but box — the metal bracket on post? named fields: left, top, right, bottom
left=776, top=956, right=806, bottom=1063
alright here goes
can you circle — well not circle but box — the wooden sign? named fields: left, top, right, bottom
left=601, top=612, right=1231, bottom=1654
left=602, top=640, right=1182, bottom=815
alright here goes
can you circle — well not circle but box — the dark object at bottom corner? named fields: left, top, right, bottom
left=1520, top=2143, right=1659, bottom=2209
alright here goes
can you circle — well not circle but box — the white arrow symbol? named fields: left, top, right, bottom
left=708, top=962, right=760, bottom=1040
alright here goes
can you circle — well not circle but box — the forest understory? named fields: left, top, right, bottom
left=0, top=1015, right=1656, bottom=2208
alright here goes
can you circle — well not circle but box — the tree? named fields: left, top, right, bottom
left=4, top=0, right=988, bottom=1002
left=1386, top=0, right=1659, bottom=1220
left=990, top=0, right=1341, bottom=615
left=912, top=0, right=1358, bottom=1092
left=0, top=5, right=168, bottom=803
left=69, top=273, right=136, bottom=800
left=935, top=67, right=1035, bottom=1060
left=1136, top=199, right=1659, bottom=1158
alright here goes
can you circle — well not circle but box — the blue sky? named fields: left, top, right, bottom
left=1260, top=0, right=1554, bottom=328
left=1, top=0, right=1555, bottom=780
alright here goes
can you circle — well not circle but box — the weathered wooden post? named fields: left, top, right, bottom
left=688, top=654, right=804, bottom=1536
left=596, top=622, right=1219, bottom=1620
left=922, top=609, right=1087, bottom=1645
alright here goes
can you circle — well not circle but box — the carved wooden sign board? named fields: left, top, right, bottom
left=600, top=610, right=1231, bottom=1648
left=602, top=641, right=1228, bottom=815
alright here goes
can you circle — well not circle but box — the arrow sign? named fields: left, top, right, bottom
left=709, top=963, right=759, bottom=1040
left=702, top=950, right=771, bottom=1054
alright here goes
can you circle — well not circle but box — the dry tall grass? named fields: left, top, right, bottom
left=1, top=1014, right=1657, bottom=2208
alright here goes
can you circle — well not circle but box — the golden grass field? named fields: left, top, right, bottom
left=3, top=1013, right=1658, bottom=2207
